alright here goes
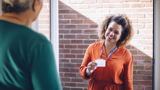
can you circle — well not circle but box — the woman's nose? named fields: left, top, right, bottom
left=109, top=31, right=114, bottom=36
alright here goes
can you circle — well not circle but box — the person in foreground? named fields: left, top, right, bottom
left=79, top=14, right=134, bottom=90
left=0, top=0, right=62, bottom=90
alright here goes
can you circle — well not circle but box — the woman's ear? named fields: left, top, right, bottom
left=32, top=0, right=40, bottom=12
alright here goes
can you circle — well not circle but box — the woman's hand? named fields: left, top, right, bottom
left=86, top=61, right=97, bottom=76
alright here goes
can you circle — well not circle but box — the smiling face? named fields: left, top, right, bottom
left=105, top=21, right=123, bottom=45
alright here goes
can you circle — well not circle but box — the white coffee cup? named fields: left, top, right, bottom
left=95, top=59, right=106, bottom=67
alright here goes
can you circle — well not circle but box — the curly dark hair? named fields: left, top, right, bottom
left=98, top=14, right=134, bottom=47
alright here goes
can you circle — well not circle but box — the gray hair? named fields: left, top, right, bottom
left=2, top=0, right=42, bottom=13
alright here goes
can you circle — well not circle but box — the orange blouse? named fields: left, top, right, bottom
left=79, top=41, right=133, bottom=90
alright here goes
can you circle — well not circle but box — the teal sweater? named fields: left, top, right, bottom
left=0, top=20, right=62, bottom=90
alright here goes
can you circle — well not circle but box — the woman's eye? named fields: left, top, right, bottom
left=115, top=31, right=119, bottom=34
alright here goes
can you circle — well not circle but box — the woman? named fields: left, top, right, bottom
left=79, top=14, right=134, bottom=90
left=0, top=0, right=62, bottom=90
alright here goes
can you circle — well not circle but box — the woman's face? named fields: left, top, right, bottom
left=105, top=21, right=122, bottom=45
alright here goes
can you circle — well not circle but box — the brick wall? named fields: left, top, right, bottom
left=40, top=0, right=153, bottom=90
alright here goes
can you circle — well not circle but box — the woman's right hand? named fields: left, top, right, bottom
left=86, top=61, right=97, bottom=76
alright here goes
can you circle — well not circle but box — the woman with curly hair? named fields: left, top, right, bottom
left=79, top=14, right=134, bottom=90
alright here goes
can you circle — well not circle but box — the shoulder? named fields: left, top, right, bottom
left=118, top=46, right=133, bottom=60
left=88, top=41, right=104, bottom=48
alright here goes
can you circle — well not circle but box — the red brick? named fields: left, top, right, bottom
left=65, top=45, right=77, bottom=48
left=133, top=81, right=152, bottom=85
left=84, top=9, right=96, bottom=13
left=61, top=78, right=71, bottom=82
left=70, top=30, right=82, bottom=33
left=76, top=63, right=82, bottom=68
left=130, top=50, right=138, bottom=55
left=71, top=78, right=83, bottom=82
left=77, top=35, right=89, bottom=39
left=39, top=14, right=49, bottom=19
left=64, top=35, right=76, bottom=39
left=83, top=0, right=96, bottom=4
left=77, top=83, right=89, bottom=87
left=59, top=40, right=71, bottom=44
left=71, top=88, right=83, bottom=90
left=145, top=3, right=153, bottom=7
left=84, top=19, right=95, bottom=23
left=137, top=70, right=152, bottom=75
left=59, top=10, right=70, bottom=13
left=138, top=19, right=152, bottom=23
left=71, top=20, right=83, bottom=24
left=65, top=25, right=76, bottom=29
left=90, top=24, right=98, bottom=28
left=71, top=50, right=83, bottom=53
left=109, top=9, right=123, bottom=13
left=103, top=3, right=130, bottom=8
left=62, top=87, right=70, bottom=90
left=84, top=40, right=96, bottom=44
left=124, top=9, right=137, bottom=13
left=144, top=35, right=153, bottom=39
left=146, top=14, right=153, bottom=18
left=64, top=73, right=76, bottom=77
left=133, top=34, right=144, bottom=39
left=77, top=14, right=87, bottom=19
left=59, top=15, right=63, bottom=19
left=69, top=68, right=79, bottom=72
left=65, top=83, right=76, bottom=87
left=77, top=25, right=89, bottom=29
left=137, top=60, right=152, bottom=65
left=145, top=86, right=152, bottom=90
left=64, top=54, right=76, bottom=58
left=59, top=49, right=70, bottom=53
left=59, top=35, right=63, bottom=39
left=131, top=14, right=145, bottom=18
left=59, top=25, right=64, bottom=29
left=78, top=45, right=88, bottom=49
left=71, top=40, right=83, bottom=44
left=71, top=59, right=82, bottom=63
left=96, top=9, right=110, bottom=13
left=64, top=63, right=76, bottom=67
left=125, top=0, right=139, bottom=2
left=59, top=59, right=70, bottom=63
left=59, top=68, right=69, bottom=72
left=77, top=54, right=84, bottom=58
left=63, top=4, right=76, bottom=10
left=138, top=8, right=153, bottom=13
left=133, top=61, right=137, bottom=65
left=59, top=30, right=69, bottom=34
left=59, top=20, right=70, bottom=24
left=110, top=0, right=124, bottom=3
left=59, top=54, right=64, bottom=58
left=70, top=0, right=83, bottom=4
left=139, top=0, right=151, bottom=2
left=133, top=66, right=144, bottom=70
left=90, top=35, right=99, bottom=39
left=133, top=76, right=145, bottom=80
left=59, top=4, right=64, bottom=9
left=133, top=85, right=144, bottom=90
left=138, top=39, right=153, bottom=45
left=83, top=30, right=97, bottom=34
left=145, top=45, right=153, bottom=50
left=39, top=25, right=49, bottom=29
left=40, top=9, right=49, bottom=13
left=59, top=45, right=64, bottom=48
left=145, top=23, right=153, bottom=29
left=139, top=30, right=152, bottom=34
left=76, top=4, right=89, bottom=9
left=89, top=4, right=103, bottom=8
left=64, top=15, right=76, bottom=19
left=131, top=3, right=145, bottom=8
left=96, top=0, right=110, bottom=3
left=144, top=55, right=153, bottom=60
